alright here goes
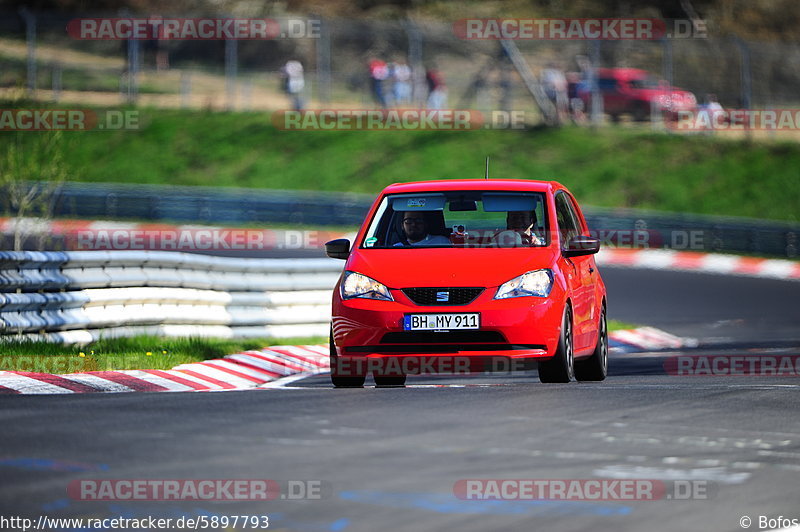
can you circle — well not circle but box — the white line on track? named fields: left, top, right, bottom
left=259, top=373, right=322, bottom=388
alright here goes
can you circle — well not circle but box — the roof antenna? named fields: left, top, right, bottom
left=484, top=156, right=490, bottom=180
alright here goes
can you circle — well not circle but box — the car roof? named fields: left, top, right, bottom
left=381, top=179, right=564, bottom=195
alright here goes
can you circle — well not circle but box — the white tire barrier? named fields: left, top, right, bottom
left=0, top=251, right=342, bottom=342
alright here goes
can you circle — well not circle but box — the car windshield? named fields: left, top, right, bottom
left=628, top=77, right=660, bottom=89
left=361, top=191, right=549, bottom=249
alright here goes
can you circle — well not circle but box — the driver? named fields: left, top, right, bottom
left=504, top=210, right=543, bottom=246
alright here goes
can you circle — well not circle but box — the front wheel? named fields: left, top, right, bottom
left=373, top=373, right=407, bottom=387
left=538, top=307, right=574, bottom=383
left=330, top=328, right=365, bottom=388
left=574, top=306, right=608, bottom=381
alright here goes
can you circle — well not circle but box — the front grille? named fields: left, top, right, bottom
left=381, top=330, right=506, bottom=344
left=402, top=287, right=483, bottom=306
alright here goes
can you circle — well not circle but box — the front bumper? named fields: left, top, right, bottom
left=331, top=287, right=564, bottom=375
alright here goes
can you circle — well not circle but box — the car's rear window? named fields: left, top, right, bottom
left=361, top=191, right=549, bottom=249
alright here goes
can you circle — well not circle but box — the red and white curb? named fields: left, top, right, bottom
left=609, top=326, right=699, bottom=353
left=0, top=329, right=703, bottom=394
left=0, top=345, right=330, bottom=395
left=597, top=248, right=800, bottom=281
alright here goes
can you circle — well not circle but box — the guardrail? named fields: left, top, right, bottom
left=50, top=182, right=374, bottom=227
left=0, top=250, right=343, bottom=344
left=5, top=181, right=798, bottom=258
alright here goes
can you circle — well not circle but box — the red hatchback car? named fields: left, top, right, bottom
left=578, top=67, right=697, bottom=121
left=325, top=179, right=607, bottom=387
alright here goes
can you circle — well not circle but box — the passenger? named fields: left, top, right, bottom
left=395, top=212, right=451, bottom=246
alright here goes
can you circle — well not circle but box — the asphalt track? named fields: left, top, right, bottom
left=1, top=266, right=799, bottom=532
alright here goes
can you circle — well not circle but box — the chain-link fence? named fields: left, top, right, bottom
left=3, top=11, right=800, bottom=122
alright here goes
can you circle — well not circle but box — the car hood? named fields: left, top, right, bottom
left=345, top=248, right=560, bottom=289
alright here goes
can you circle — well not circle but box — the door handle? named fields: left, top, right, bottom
left=589, top=267, right=595, bottom=274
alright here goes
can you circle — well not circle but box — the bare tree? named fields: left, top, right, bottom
left=0, top=132, right=67, bottom=251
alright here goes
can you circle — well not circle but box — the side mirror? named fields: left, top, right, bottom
left=564, top=236, right=600, bottom=257
left=325, top=238, right=350, bottom=260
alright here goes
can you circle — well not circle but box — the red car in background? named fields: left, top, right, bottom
left=578, top=67, right=697, bottom=121
left=325, top=179, right=608, bottom=387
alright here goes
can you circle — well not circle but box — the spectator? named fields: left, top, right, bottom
left=391, top=58, right=412, bottom=106
left=369, top=58, right=390, bottom=108
left=281, top=59, right=305, bottom=111
left=541, top=62, right=568, bottom=121
left=499, top=66, right=513, bottom=112
left=697, top=93, right=725, bottom=131
left=566, top=72, right=586, bottom=123
left=144, top=15, right=168, bottom=71
left=426, top=66, right=447, bottom=110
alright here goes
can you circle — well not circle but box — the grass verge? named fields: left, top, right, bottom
left=1, top=103, right=799, bottom=222
left=0, top=335, right=327, bottom=372
left=608, top=319, right=638, bottom=332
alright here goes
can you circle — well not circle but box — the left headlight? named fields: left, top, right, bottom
left=341, top=271, right=394, bottom=301
left=494, top=269, right=554, bottom=299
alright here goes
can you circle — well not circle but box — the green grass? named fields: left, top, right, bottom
left=0, top=335, right=327, bottom=372
left=3, top=104, right=799, bottom=222
left=608, top=319, right=638, bottom=332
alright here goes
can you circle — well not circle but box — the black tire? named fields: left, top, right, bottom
left=330, top=328, right=365, bottom=388
left=574, top=306, right=608, bottom=382
left=632, top=103, right=650, bottom=122
left=332, top=375, right=366, bottom=387
left=373, top=373, right=407, bottom=387
left=538, top=306, right=574, bottom=383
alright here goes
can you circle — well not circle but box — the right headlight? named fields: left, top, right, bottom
left=494, top=269, right=554, bottom=299
left=341, top=271, right=394, bottom=301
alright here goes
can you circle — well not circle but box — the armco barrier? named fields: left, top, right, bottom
left=48, top=182, right=374, bottom=227
left=0, top=250, right=343, bottom=343
left=5, top=181, right=799, bottom=258
left=1, top=247, right=797, bottom=344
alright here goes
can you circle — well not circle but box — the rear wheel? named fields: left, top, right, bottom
left=538, top=307, right=574, bottom=383
left=330, top=328, right=365, bottom=388
left=632, top=102, right=650, bottom=122
left=574, top=306, right=608, bottom=381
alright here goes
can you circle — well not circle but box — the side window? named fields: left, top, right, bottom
left=598, top=78, right=618, bottom=92
left=555, top=193, right=580, bottom=248
left=564, top=194, right=585, bottom=236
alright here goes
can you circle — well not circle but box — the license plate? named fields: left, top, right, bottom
left=403, top=313, right=480, bottom=331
